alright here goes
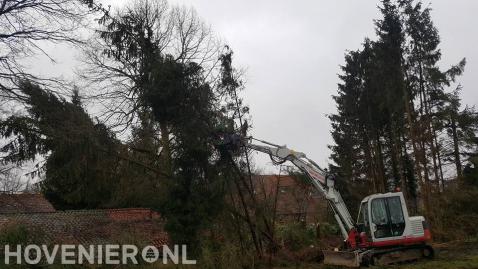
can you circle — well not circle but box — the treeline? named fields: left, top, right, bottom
left=329, top=0, right=478, bottom=237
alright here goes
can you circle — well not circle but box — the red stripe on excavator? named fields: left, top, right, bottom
left=368, top=230, right=431, bottom=248
left=305, top=167, right=325, bottom=184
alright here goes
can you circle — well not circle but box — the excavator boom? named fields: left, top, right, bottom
left=240, top=137, right=354, bottom=239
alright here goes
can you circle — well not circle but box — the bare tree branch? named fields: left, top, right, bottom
left=0, top=0, right=92, bottom=102
left=79, top=0, right=222, bottom=131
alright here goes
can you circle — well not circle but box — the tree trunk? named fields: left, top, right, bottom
left=451, top=117, right=462, bottom=178
left=363, top=132, right=377, bottom=192
left=417, top=59, right=432, bottom=217
left=402, top=80, right=430, bottom=216
left=376, top=132, right=387, bottom=192
left=419, top=139, right=432, bottom=217
left=159, top=122, right=172, bottom=176
left=423, top=85, right=441, bottom=189
left=433, top=129, right=445, bottom=191
left=387, top=122, right=402, bottom=190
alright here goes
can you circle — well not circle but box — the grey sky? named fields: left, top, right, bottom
left=29, top=0, right=478, bottom=171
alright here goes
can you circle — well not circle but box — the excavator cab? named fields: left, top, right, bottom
left=357, top=192, right=408, bottom=242
left=325, top=192, right=432, bottom=267
left=356, top=191, right=430, bottom=247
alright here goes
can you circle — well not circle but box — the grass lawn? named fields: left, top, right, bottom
left=390, top=255, right=478, bottom=269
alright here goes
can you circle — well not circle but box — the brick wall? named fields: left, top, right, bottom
left=0, top=208, right=169, bottom=247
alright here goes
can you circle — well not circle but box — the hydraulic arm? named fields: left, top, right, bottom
left=241, top=137, right=354, bottom=240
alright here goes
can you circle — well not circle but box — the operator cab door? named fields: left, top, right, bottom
left=356, top=202, right=371, bottom=236
left=370, top=196, right=406, bottom=240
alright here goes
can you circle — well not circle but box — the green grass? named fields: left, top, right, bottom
left=375, top=255, right=478, bottom=269
left=269, top=254, right=478, bottom=269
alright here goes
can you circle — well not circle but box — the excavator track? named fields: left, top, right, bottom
left=323, top=245, right=434, bottom=267
left=365, top=245, right=434, bottom=266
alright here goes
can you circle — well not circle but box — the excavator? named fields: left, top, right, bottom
left=222, top=135, right=433, bottom=267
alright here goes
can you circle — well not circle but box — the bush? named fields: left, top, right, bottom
left=431, top=185, right=478, bottom=241
left=276, top=223, right=317, bottom=251
left=198, top=239, right=256, bottom=269
left=318, top=222, right=340, bottom=238
left=0, top=224, right=30, bottom=245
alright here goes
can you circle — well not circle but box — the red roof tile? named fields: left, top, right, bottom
left=0, top=193, right=55, bottom=213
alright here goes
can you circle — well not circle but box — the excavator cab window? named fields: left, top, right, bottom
left=371, top=196, right=406, bottom=239
left=388, top=196, right=406, bottom=236
left=356, top=202, right=370, bottom=234
left=371, top=198, right=390, bottom=238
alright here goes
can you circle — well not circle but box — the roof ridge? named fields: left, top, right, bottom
left=64, top=207, right=154, bottom=212
left=0, top=207, right=157, bottom=215
left=0, top=192, right=43, bottom=196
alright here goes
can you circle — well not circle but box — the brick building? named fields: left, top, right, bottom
left=253, top=175, right=329, bottom=224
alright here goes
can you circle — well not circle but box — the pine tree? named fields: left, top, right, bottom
left=329, top=0, right=470, bottom=219
left=0, top=81, right=120, bottom=209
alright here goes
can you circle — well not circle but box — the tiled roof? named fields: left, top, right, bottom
left=0, top=208, right=169, bottom=247
left=0, top=193, right=56, bottom=213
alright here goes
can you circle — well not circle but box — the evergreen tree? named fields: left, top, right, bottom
left=329, top=0, right=470, bottom=218
left=0, top=81, right=120, bottom=209
left=441, top=86, right=478, bottom=180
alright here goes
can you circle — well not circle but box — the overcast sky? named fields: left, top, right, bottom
left=30, top=0, right=478, bottom=172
